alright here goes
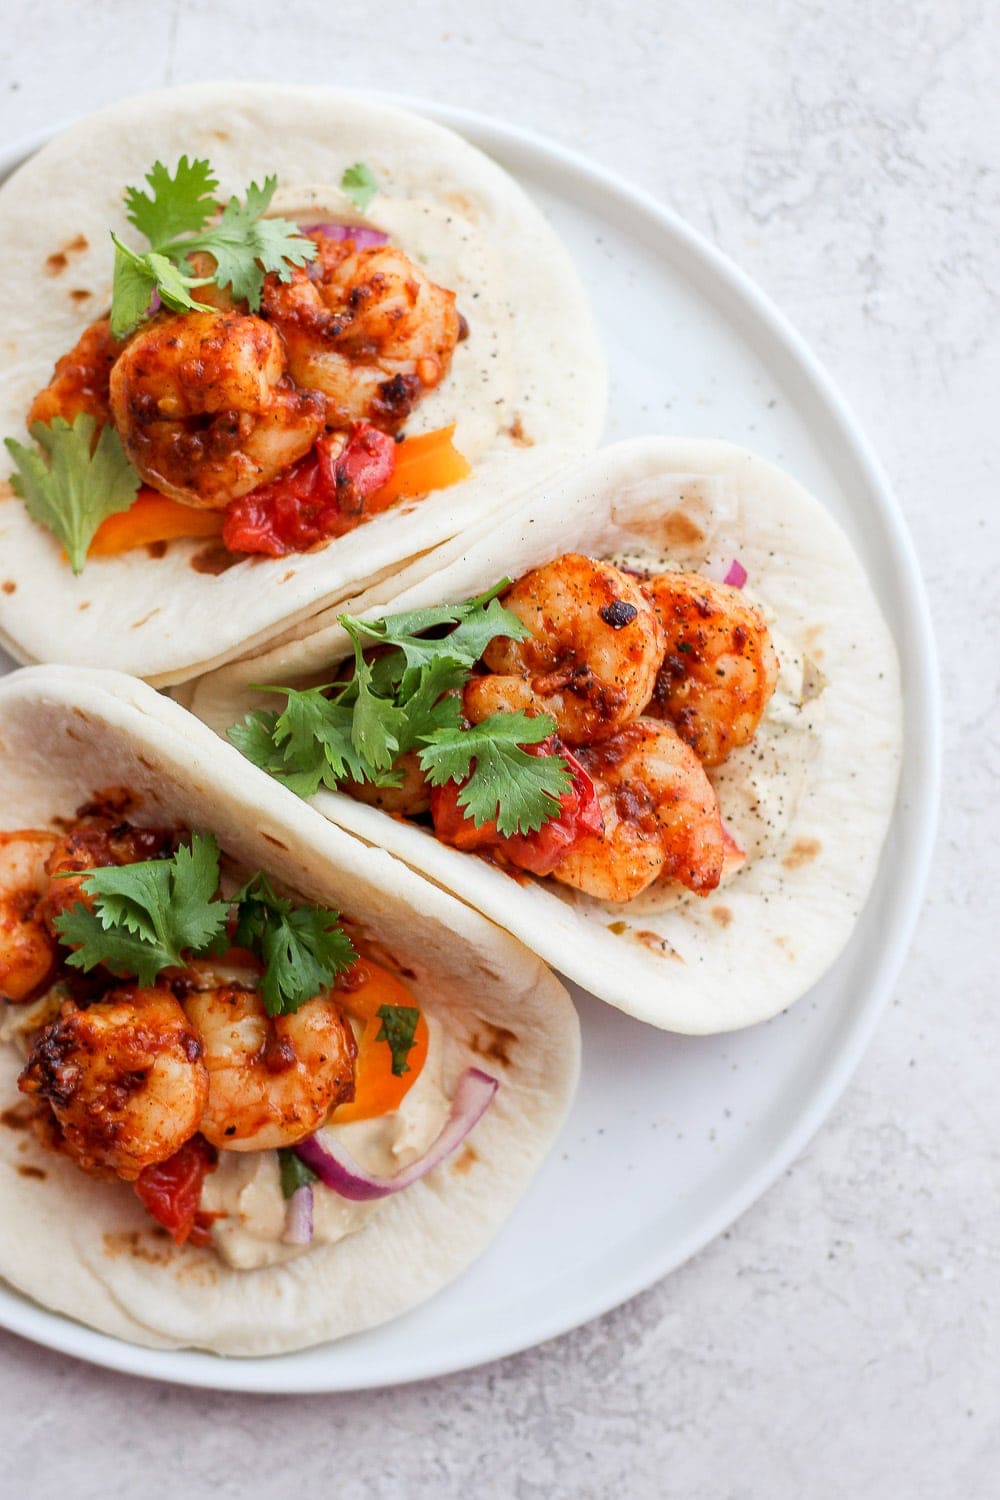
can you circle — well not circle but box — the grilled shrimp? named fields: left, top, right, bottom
left=549, top=718, right=728, bottom=902
left=41, top=819, right=174, bottom=934
left=645, top=573, right=780, bottom=767
left=261, top=233, right=462, bottom=432
left=18, top=989, right=209, bottom=1179
left=0, top=831, right=58, bottom=1002
left=28, top=316, right=123, bottom=431
left=108, top=310, right=325, bottom=507
left=464, top=555, right=665, bottom=745
left=183, top=982, right=356, bottom=1152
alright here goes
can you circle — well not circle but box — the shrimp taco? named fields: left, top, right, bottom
left=0, top=666, right=579, bottom=1355
left=0, top=83, right=605, bottom=687
left=192, top=436, right=903, bottom=1034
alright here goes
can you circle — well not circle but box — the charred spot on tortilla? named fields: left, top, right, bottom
left=782, top=837, right=822, bottom=870
left=44, top=234, right=89, bottom=276
left=1, top=1103, right=35, bottom=1131
left=190, top=543, right=241, bottom=576
left=1, top=581, right=14, bottom=594
left=711, top=905, right=733, bottom=927
left=70, top=288, right=93, bottom=304
left=16, top=1164, right=46, bottom=1180
left=660, top=510, right=707, bottom=548
left=468, top=1022, right=517, bottom=1068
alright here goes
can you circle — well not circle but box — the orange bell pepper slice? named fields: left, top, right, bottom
left=88, top=489, right=223, bottom=556
left=333, top=959, right=429, bottom=1123
left=86, top=425, right=470, bottom=560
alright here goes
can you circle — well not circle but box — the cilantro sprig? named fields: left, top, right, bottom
left=54, top=833, right=228, bottom=984
left=340, top=162, right=378, bottom=213
left=231, top=872, right=357, bottom=1017
left=4, top=414, right=141, bottom=574
left=53, top=832, right=355, bottom=1014
left=376, top=1005, right=420, bottom=1076
left=110, top=157, right=318, bottom=338
left=229, top=581, right=574, bottom=837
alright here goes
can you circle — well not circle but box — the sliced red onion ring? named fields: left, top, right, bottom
left=294, top=1067, right=499, bottom=1202
left=282, top=1182, right=314, bottom=1245
left=302, top=221, right=389, bottom=248
left=723, top=558, right=748, bottom=589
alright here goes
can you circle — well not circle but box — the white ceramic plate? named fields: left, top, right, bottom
left=0, top=99, right=939, bottom=1392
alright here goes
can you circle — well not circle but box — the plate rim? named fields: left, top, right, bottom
left=0, top=93, right=941, bottom=1393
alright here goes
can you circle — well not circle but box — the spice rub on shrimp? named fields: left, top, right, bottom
left=182, top=982, right=356, bottom=1152
left=28, top=317, right=122, bottom=430
left=108, top=310, right=325, bottom=507
left=464, top=555, right=665, bottom=746
left=261, top=232, right=462, bottom=432
left=549, top=718, right=728, bottom=903
left=645, top=573, right=779, bottom=767
left=18, top=988, right=209, bottom=1179
left=0, top=831, right=58, bottom=1002
left=40, top=817, right=174, bottom=934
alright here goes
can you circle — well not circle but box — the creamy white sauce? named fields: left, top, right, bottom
left=202, top=1012, right=450, bottom=1270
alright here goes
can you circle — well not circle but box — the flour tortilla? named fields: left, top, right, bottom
left=191, top=436, right=903, bottom=1034
left=0, top=666, right=579, bottom=1355
left=0, top=82, right=605, bottom=686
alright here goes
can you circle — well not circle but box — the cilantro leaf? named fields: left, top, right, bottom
left=341, top=582, right=527, bottom=673
left=5, top=414, right=141, bottom=574
left=278, top=1148, right=317, bottom=1198
left=201, top=176, right=316, bottom=308
left=419, top=711, right=572, bottom=836
left=53, top=833, right=227, bottom=984
left=124, top=157, right=219, bottom=246
left=228, top=583, right=569, bottom=840
left=232, top=873, right=356, bottom=1016
left=110, top=158, right=317, bottom=333
left=340, top=162, right=378, bottom=212
left=376, top=1005, right=421, bottom=1076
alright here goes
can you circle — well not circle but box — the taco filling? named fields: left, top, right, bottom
left=231, top=550, right=799, bottom=906
left=0, top=800, right=496, bottom=1270
left=5, top=159, right=473, bottom=572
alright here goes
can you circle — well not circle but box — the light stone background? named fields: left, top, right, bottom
left=0, top=3, right=996, bottom=1496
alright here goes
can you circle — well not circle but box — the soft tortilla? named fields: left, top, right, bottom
left=0, top=666, right=579, bottom=1355
left=191, top=436, right=903, bottom=1034
left=0, top=82, right=605, bottom=686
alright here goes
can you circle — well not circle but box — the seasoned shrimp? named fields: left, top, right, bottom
left=645, top=573, right=779, bottom=766
left=261, top=233, right=462, bottom=431
left=18, top=989, right=209, bottom=1179
left=464, top=555, right=665, bottom=745
left=550, top=718, right=727, bottom=902
left=27, top=316, right=122, bottom=430
left=41, top=818, right=174, bottom=934
left=183, top=982, right=356, bottom=1151
left=345, top=751, right=431, bottom=816
left=108, top=310, right=325, bottom=507
left=0, top=831, right=58, bottom=1002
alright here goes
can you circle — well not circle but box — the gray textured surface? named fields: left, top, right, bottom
left=0, top=2, right=996, bottom=1495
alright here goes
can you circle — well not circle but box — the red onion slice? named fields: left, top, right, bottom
left=294, top=1068, right=499, bottom=1202
left=302, top=221, right=389, bottom=248
left=282, top=1182, right=315, bottom=1244
left=723, top=558, right=748, bottom=588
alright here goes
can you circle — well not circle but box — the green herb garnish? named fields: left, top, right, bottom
left=231, top=872, right=357, bottom=1017
left=54, top=833, right=227, bottom=984
left=340, top=162, right=378, bottom=213
left=110, top=157, right=318, bottom=338
left=278, top=1148, right=317, bottom=1199
left=54, top=833, right=355, bottom=1015
left=4, top=414, right=141, bottom=574
left=376, top=1004, right=420, bottom=1076
left=229, top=582, right=573, bottom=836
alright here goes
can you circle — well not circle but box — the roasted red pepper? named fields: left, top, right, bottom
left=221, top=424, right=397, bottom=557
left=429, top=737, right=604, bottom=876
left=134, top=1133, right=218, bottom=1246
